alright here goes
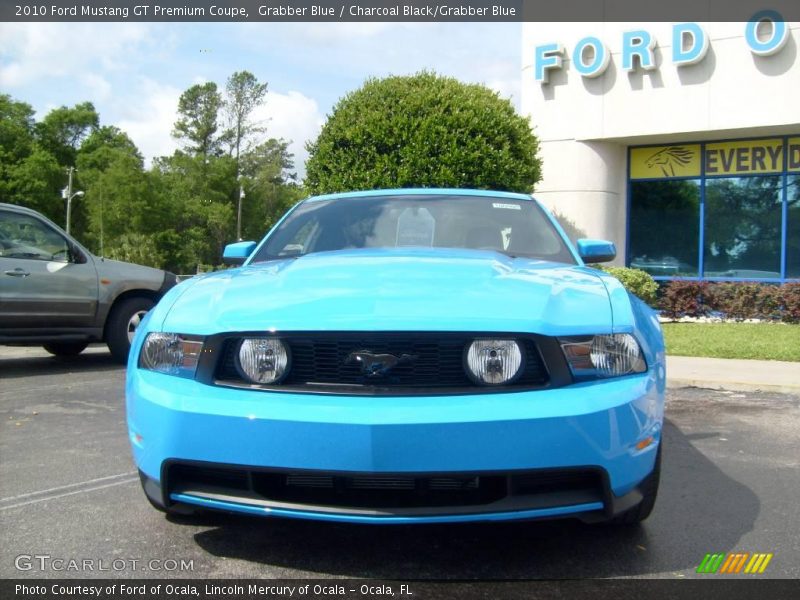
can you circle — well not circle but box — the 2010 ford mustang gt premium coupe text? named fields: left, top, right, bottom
left=127, top=189, right=665, bottom=525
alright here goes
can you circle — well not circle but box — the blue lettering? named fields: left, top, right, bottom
left=535, top=43, right=564, bottom=83
left=622, top=30, right=657, bottom=71
left=746, top=10, right=789, bottom=56
left=673, top=23, right=709, bottom=66
left=572, top=36, right=610, bottom=78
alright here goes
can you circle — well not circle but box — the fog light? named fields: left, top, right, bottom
left=236, top=338, right=290, bottom=384
left=465, top=339, right=523, bottom=385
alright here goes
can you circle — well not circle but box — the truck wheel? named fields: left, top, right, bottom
left=106, top=297, right=154, bottom=364
left=43, top=342, right=89, bottom=357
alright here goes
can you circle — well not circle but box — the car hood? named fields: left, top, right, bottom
left=94, top=257, right=165, bottom=286
left=159, top=248, right=613, bottom=336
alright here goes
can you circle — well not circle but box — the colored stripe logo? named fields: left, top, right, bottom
left=697, top=552, right=773, bottom=574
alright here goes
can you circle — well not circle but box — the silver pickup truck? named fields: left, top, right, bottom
left=0, top=203, right=177, bottom=363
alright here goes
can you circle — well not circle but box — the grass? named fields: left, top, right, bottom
left=662, top=322, right=800, bottom=362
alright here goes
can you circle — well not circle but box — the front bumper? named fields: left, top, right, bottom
left=127, top=369, right=663, bottom=524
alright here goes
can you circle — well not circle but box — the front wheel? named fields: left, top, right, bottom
left=106, top=297, right=154, bottom=364
left=43, top=341, right=89, bottom=357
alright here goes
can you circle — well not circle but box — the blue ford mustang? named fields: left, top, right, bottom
left=127, top=189, right=665, bottom=525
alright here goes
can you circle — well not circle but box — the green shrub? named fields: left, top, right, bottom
left=305, top=71, right=542, bottom=194
left=709, top=283, right=782, bottom=321
left=105, top=233, right=165, bottom=269
left=780, top=283, right=800, bottom=323
left=599, top=266, right=658, bottom=306
left=658, top=280, right=800, bottom=322
left=658, top=280, right=711, bottom=319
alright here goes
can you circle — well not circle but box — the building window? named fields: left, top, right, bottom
left=629, top=180, right=700, bottom=277
left=703, top=176, right=782, bottom=279
left=628, top=137, right=800, bottom=282
left=788, top=175, right=800, bottom=279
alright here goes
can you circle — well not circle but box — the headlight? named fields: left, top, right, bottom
left=139, top=333, right=204, bottom=378
left=236, top=338, right=290, bottom=384
left=560, top=334, right=646, bottom=379
left=465, top=339, right=523, bottom=385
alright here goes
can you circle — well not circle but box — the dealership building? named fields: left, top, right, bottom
left=521, top=16, right=799, bottom=282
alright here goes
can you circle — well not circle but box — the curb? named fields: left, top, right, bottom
left=667, top=377, right=800, bottom=395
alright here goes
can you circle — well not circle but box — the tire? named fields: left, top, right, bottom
left=609, top=444, right=661, bottom=525
left=43, top=342, right=89, bottom=357
left=106, top=296, right=154, bottom=364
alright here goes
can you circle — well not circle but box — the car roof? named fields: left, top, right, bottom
left=304, top=188, right=535, bottom=203
left=0, top=202, right=46, bottom=217
left=0, top=203, right=85, bottom=250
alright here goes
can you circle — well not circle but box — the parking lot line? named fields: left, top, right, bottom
left=0, top=471, right=137, bottom=511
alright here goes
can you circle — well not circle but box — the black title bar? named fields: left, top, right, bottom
left=3, top=0, right=800, bottom=22
left=4, top=579, right=800, bottom=600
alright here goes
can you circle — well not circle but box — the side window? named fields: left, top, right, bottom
left=0, top=210, right=71, bottom=262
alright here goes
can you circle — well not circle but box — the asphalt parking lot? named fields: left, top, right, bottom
left=1, top=346, right=799, bottom=580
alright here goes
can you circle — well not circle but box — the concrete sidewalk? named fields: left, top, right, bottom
left=667, top=355, right=800, bottom=395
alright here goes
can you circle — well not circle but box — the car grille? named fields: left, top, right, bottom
left=213, top=332, right=549, bottom=393
left=166, top=462, right=606, bottom=513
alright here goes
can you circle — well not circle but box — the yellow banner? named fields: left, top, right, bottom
left=704, top=139, right=783, bottom=175
left=630, top=144, right=701, bottom=179
left=789, top=137, right=800, bottom=173
left=630, top=138, right=798, bottom=179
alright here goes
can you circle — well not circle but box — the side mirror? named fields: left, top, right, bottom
left=222, top=241, right=257, bottom=266
left=577, top=239, right=616, bottom=264
left=70, top=243, right=88, bottom=264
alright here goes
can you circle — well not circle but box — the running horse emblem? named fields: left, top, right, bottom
left=645, top=146, right=695, bottom=177
left=346, top=350, right=417, bottom=377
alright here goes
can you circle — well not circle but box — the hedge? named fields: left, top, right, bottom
left=658, top=281, right=800, bottom=323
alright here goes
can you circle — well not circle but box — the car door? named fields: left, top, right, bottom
left=0, top=208, right=99, bottom=330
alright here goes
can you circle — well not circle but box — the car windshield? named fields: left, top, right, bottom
left=251, top=194, right=576, bottom=265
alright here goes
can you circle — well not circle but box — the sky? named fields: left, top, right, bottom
left=0, top=22, right=523, bottom=178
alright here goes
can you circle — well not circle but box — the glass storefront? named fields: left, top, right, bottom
left=788, top=176, right=800, bottom=279
left=628, top=137, right=800, bottom=282
left=703, top=176, right=783, bottom=279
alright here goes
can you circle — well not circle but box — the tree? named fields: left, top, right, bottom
left=172, top=82, right=223, bottom=158
left=75, top=126, right=159, bottom=255
left=0, top=94, right=36, bottom=166
left=222, top=70, right=268, bottom=174
left=150, top=149, right=239, bottom=269
left=34, top=101, right=99, bottom=166
left=239, top=138, right=301, bottom=240
left=0, top=96, right=64, bottom=224
left=79, top=125, right=143, bottom=164
left=4, top=148, right=64, bottom=222
left=305, top=72, right=542, bottom=195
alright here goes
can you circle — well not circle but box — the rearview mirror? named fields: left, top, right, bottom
left=222, top=241, right=257, bottom=265
left=577, top=239, right=616, bottom=264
